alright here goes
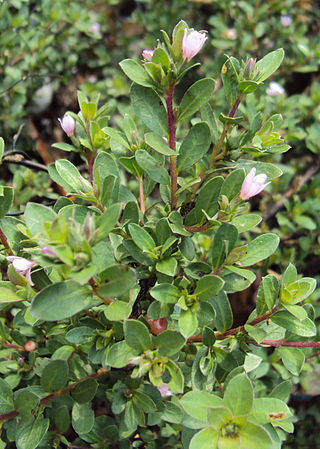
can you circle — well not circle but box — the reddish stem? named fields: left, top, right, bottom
left=258, top=340, right=320, bottom=348
left=88, top=155, right=95, bottom=186
left=89, top=277, right=113, bottom=305
left=166, top=86, right=177, bottom=209
left=0, top=341, right=24, bottom=351
left=0, top=369, right=108, bottom=423
left=138, top=176, right=145, bottom=214
left=184, top=223, right=211, bottom=233
left=0, top=227, right=14, bottom=255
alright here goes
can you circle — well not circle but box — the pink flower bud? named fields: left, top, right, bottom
left=182, top=28, right=207, bottom=62
left=281, top=15, right=292, bottom=27
left=6, top=256, right=35, bottom=286
left=18, top=357, right=24, bottom=366
left=157, top=383, right=172, bottom=397
left=240, top=168, right=270, bottom=200
left=142, top=50, right=154, bottom=61
left=58, top=114, right=75, bottom=136
left=24, top=340, right=37, bottom=352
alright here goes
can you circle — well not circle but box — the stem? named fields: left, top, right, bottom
left=138, top=176, right=145, bottom=214
left=0, top=368, right=108, bottom=423
left=87, top=154, right=95, bottom=186
left=193, top=95, right=243, bottom=194
left=0, top=227, right=14, bottom=255
left=187, top=306, right=278, bottom=343
left=184, top=223, right=211, bottom=233
left=89, top=278, right=113, bottom=305
left=0, top=341, right=24, bottom=351
left=258, top=340, right=320, bottom=348
left=166, top=86, right=177, bottom=209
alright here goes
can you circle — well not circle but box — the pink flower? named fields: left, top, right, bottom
left=6, top=256, right=35, bottom=286
left=58, top=114, right=75, bottom=136
left=157, top=383, right=172, bottom=397
left=41, top=246, right=56, bottom=257
left=182, top=28, right=207, bottom=62
left=240, top=168, right=270, bottom=200
left=142, top=50, right=154, bottom=61
left=281, top=15, right=292, bottom=27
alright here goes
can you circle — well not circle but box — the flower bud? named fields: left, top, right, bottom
left=24, top=340, right=37, bottom=352
left=58, top=114, right=75, bottom=136
left=240, top=168, right=270, bottom=200
left=182, top=28, right=207, bottom=62
left=157, top=383, right=172, bottom=397
left=142, top=50, right=154, bottom=61
left=6, top=256, right=35, bottom=286
left=41, top=246, right=56, bottom=256
left=281, top=15, right=292, bottom=27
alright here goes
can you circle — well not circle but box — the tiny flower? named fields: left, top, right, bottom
left=182, top=28, right=207, bottom=62
left=240, top=168, right=270, bottom=200
left=142, top=50, right=154, bottom=61
left=58, top=114, right=75, bottom=136
left=89, top=22, right=100, bottom=35
left=157, top=383, right=172, bottom=397
left=24, top=340, right=37, bottom=352
left=18, top=357, right=24, bottom=366
left=223, top=28, right=236, bottom=40
left=266, top=81, right=285, bottom=96
left=281, top=15, right=292, bottom=27
left=6, top=256, right=35, bottom=286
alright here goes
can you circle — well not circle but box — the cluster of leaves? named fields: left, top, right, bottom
left=0, top=8, right=319, bottom=449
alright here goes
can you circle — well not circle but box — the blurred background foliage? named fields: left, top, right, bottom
left=1, top=1, right=320, bottom=446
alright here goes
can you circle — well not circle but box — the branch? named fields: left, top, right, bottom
left=0, top=369, right=108, bottom=423
left=258, top=340, right=320, bottom=348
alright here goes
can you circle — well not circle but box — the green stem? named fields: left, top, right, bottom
left=166, top=86, right=177, bottom=209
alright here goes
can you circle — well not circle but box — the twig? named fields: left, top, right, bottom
left=0, top=73, right=61, bottom=97
left=89, top=278, right=113, bottom=305
left=184, top=223, right=211, bottom=232
left=258, top=340, right=320, bottom=348
left=263, top=161, right=320, bottom=221
left=0, top=369, right=108, bottom=423
left=138, top=176, right=145, bottom=214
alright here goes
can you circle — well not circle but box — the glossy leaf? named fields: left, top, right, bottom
left=177, top=122, right=211, bottom=172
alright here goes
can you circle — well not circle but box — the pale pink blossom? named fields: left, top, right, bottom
left=281, top=15, right=292, bottom=27
left=89, top=23, right=100, bottom=35
left=58, top=114, right=75, bottom=136
left=157, top=383, right=172, bottom=397
left=6, top=256, right=35, bottom=286
left=182, top=28, right=207, bottom=62
left=142, top=50, right=154, bottom=61
left=240, top=168, right=270, bottom=200
left=41, top=246, right=56, bottom=256
left=266, top=81, right=285, bottom=96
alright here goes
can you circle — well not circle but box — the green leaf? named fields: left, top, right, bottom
left=269, top=381, right=292, bottom=402
left=189, top=427, right=219, bottom=449
left=277, top=347, right=305, bottom=375
left=239, top=234, right=279, bottom=267
left=161, top=401, right=183, bottom=424
left=98, top=265, right=136, bottom=297
left=256, top=275, right=279, bottom=315
left=231, top=214, right=262, bottom=233
left=128, top=223, right=156, bottom=252
left=0, top=378, right=14, bottom=414
left=0, top=187, right=14, bottom=219
left=240, top=421, right=273, bottom=449
left=25, top=202, right=57, bottom=236
left=271, top=310, right=316, bottom=337
left=220, top=168, right=245, bottom=201
left=119, top=156, right=143, bottom=177
left=106, top=340, right=140, bottom=368
left=236, top=159, right=282, bottom=179
left=133, top=391, right=156, bottom=413
left=207, top=406, right=233, bottom=429
left=238, top=80, right=260, bottom=93
left=52, top=405, right=70, bottom=433
left=202, top=326, right=216, bottom=347
left=0, top=137, right=4, bottom=159
left=131, top=84, right=168, bottom=136
left=52, top=142, right=78, bottom=152
left=210, top=291, right=233, bottom=332
left=55, top=159, right=83, bottom=191
left=210, top=223, right=238, bottom=270
left=0, top=287, right=24, bottom=303
left=156, top=257, right=177, bottom=276
left=250, top=397, right=292, bottom=425
left=66, top=326, right=95, bottom=344
left=40, top=360, right=68, bottom=392
left=224, top=373, right=253, bottom=415
left=103, top=127, right=131, bottom=149
left=14, top=390, right=39, bottom=421
left=16, top=415, right=49, bottom=449
left=178, top=78, right=216, bottom=123
left=119, top=59, right=155, bottom=87
left=154, top=330, right=186, bottom=356
left=181, top=391, right=223, bottom=422
left=135, top=149, right=170, bottom=184
left=72, top=402, right=94, bottom=434
left=193, top=176, right=224, bottom=223
left=30, top=280, right=92, bottom=321
left=179, top=308, right=198, bottom=338
left=256, top=49, right=285, bottom=82
left=177, top=122, right=211, bottom=172
left=145, top=132, right=176, bottom=155
left=149, top=283, right=181, bottom=303
left=195, top=275, right=224, bottom=301
left=71, top=378, right=98, bottom=404
left=219, top=112, right=244, bottom=124
left=124, top=319, right=152, bottom=352
left=104, top=300, right=132, bottom=321
left=96, top=203, right=122, bottom=239
left=166, top=359, right=184, bottom=393
left=221, top=56, right=240, bottom=106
